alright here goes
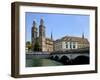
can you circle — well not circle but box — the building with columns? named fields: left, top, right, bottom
left=31, top=18, right=54, bottom=52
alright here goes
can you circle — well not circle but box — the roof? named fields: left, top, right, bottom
left=55, top=36, right=89, bottom=44
left=46, top=38, right=53, bottom=41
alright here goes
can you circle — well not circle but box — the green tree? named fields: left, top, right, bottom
left=28, top=44, right=32, bottom=51
left=26, top=41, right=32, bottom=51
left=26, top=41, right=30, bottom=46
left=34, top=40, right=41, bottom=51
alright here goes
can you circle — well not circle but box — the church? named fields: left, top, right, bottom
left=31, top=18, right=54, bottom=52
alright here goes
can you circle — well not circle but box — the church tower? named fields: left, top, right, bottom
left=39, top=18, right=46, bottom=51
left=31, top=20, right=38, bottom=50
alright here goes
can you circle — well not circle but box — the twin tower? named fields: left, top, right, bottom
left=31, top=18, right=53, bottom=52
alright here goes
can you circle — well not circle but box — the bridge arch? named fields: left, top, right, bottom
left=50, top=56, right=54, bottom=59
left=54, top=55, right=59, bottom=61
left=59, top=55, right=69, bottom=65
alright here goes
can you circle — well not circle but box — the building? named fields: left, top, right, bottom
left=54, top=35, right=89, bottom=51
left=31, top=18, right=54, bottom=52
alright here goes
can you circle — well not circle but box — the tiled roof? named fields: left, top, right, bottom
left=55, top=36, right=89, bottom=44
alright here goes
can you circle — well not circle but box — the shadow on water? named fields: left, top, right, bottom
left=72, top=56, right=89, bottom=65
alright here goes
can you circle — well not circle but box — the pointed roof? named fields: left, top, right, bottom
left=40, top=17, right=44, bottom=25
left=51, top=32, right=53, bottom=40
left=82, top=32, right=84, bottom=39
left=33, top=19, right=37, bottom=27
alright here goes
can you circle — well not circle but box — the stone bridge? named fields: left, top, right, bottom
left=50, top=47, right=89, bottom=60
left=26, top=48, right=89, bottom=64
left=50, top=52, right=89, bottom=60
left=49, top=47, right=89, bottom=64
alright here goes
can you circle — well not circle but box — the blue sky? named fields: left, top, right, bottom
left=25, top=12, right=89, bottom=42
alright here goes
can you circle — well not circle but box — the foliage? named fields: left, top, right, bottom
left=26, top=41, right=32, bottom=51
left=33, top=40, right=41, bottom=51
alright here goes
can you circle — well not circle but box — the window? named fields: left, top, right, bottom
left=66, top=42, right=77, bottom=49
left=70, top=42, right=72, bottom=49
left=66, top=43, right=68, bottom=48
left=73, top=43, right=76, bottom=48
left=72, top=42, right=77, bottom=49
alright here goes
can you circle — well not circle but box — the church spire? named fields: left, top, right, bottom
left=82, top=32, right=84, bottom=39
left=33, top=19, right=37, bottom=27
left=51, top=32, right=53, bottom=40
left=32, top=19, right=38, bottom=39
left=40, top=17, right=44, bottom=25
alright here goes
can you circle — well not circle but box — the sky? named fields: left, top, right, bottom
left=25, top=12, right=89, bottom=42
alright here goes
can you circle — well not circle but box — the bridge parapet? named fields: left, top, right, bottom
left=50, top=47, right=89, bottom=60
left=51, top=47, right=89, bottom=54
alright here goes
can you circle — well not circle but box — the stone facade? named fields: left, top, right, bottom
left=46, top=38, right=54, bottom=52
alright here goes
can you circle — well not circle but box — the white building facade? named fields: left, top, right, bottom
left=54, top=36, right=89, bottom=51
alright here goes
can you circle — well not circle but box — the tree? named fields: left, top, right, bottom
left=28, top=44, right=32, bottom=51
left=26, top=41, right=32, bottom=51
left=26, top=41, right=30, bottom=46
left=34, top=40, right=41, bottom=51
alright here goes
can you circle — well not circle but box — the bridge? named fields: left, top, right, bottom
left=50, top=47, right=89, bottom=59
left=26, top=47, right=89, bottom=65
left=50, top=52, right=89, bottom=60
